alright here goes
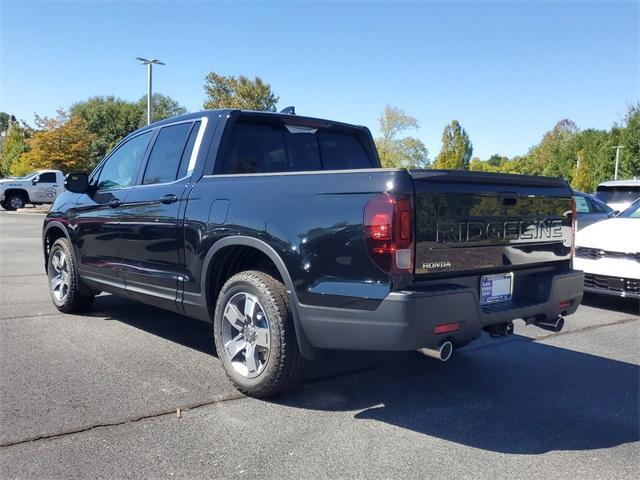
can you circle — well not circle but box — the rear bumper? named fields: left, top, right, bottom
left=298, top=269, right=583, bottom=350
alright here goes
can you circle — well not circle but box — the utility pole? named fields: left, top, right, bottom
left=611, top=145, right=624, bottom=180
left=135, top=57, right=165, bottom=125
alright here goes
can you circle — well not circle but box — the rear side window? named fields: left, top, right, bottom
left=218, top=119, right=373, bottom=174
left=143, top=123, right=194, bottom=185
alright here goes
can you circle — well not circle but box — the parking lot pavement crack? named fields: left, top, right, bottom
left=0, top=392, right=245, bottom=449
left=531, top=315, right=639, bottom=342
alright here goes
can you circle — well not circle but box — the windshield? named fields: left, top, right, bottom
left=595, top=185, right=640, bottom=204
left=619, top=199, right=640, bottom=218
left=8, top=171, right=39, bottom=180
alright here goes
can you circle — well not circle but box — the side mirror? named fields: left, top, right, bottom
left=65, top=172, right=89, bottom=193
left=31, top=176, right=39, bottom=185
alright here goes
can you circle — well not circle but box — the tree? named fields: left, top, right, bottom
left=487, top=153, right=506, bottom=167
left=0, top=112, right=9, bottom=133
left=137, top=93, right=187, bottom=122
left=374, top=105, right=429, bottom=168
left=1, top=121, right=29, bottom=176
left=71, top=96, right=144, bottom=164
left=618, top=102, right=640, bottom=179
left=203, top=72, right=278, bottom=111
left=10, top=110, right=95, bottom=176
left=435, top=120, right=473, bottom=170
left=571, top=149, right=592, bottom=191
left=70, top=94, right=186, bottom=166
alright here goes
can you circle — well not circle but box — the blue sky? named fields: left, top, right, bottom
left=1, top=0, right=638, bottom=159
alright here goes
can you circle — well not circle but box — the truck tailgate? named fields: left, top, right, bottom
left=411, top=170, right=574, bottom=275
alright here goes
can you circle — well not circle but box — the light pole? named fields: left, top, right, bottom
left=611, top=145, right=624, bottom=180
left=135, top=57, right=165, bottom=125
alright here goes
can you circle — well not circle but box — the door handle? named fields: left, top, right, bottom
left=108, top=199, right=121, bottom=208
left=160, top=194, right=178, bottom=204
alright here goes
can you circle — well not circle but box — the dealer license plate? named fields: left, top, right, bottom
left=480, top=273, right=513, bottom=305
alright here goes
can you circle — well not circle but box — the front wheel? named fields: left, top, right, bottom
left=213, top=271, right=309, bottom=397
left=47, top=238, right=95, bottom=313
left=5, top=194, right=26, bottom=211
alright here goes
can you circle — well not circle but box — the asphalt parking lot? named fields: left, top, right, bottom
left=0, top=211, right=638, bottom=479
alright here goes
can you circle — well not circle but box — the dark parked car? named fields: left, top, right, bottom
left=574, top=191, right=616, bottom=229
left=42, top=109, right=583, bottom=397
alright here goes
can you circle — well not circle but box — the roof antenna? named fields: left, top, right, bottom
left=280, top=106, right=296, bottom=115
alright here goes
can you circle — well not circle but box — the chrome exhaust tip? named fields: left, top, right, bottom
left=419, top=341, right=453, bottom=362
left=535, top=316, right=565, bottom=333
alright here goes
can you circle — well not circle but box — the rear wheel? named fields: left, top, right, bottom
left=213, top=271, right=309, bottom=397
left=47, top=238, right=95, bottom=313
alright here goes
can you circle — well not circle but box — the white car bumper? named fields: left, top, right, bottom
left=574, top=256, right=640, bottom=299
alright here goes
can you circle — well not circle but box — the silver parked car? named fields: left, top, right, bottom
left=574, top=191, right=616, bottom=230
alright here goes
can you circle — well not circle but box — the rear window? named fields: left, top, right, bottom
left=217, top=118, right=374, bottom=174
left=595, top=185, right=640, bottom=204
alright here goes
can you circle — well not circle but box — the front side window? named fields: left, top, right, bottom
left=574, top=194, right=591, bottom=213
left=97, top=131, right=152, bottom=190
left=37, top=172, right=57, bottom=183
left=143, top=123, right=195, bottom=185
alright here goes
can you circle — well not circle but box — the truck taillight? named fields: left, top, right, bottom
left=364, top=193, right=413, bottom=274
left=571, top=197, right=577, bottom=259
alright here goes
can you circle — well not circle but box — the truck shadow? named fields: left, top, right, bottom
left=88, top=294, right=638, bottom=455
left=278, top=336, right=639, bottom=455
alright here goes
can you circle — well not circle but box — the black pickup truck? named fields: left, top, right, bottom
left=43, top=109, right=583, bottom=397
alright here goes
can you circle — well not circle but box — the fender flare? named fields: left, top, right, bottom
left=3, top=188, right=31, bottom=204
left=42, top=221, right=72, bottom=270
left=201, top=235, right=317, bottom=360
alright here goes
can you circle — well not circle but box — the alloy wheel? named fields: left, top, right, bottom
left=221, top=292, right=271, bottom=378
left=50, top=250, right=70, bottom=302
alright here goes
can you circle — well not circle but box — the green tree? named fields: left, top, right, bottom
left=11, top=110, right=95, bottom=176
left=518, top=119, right=578, bottom=177
left=618, top=102, right=640, bottom=179
left=137, top=93, right=187, bottom=122
left=71, top=95, right=144, bottom=164
left=203, top=72, right=278, bottom=111
left=1, top=121, right=29, bottom=176
left=435, top=120, right=473, bottom=170
left=0, top=112, right=10, bottom=133
left=487, top=153, right=506, bottom=167
left=374, top=105, right=429, bottom=168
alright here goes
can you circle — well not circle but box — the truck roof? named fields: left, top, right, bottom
left=123, top=109, right=369, bottom=142
left=597, top=179, right=640, bottom=188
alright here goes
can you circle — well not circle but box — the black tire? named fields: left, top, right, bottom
left=213, top=270, right=310, bottom=397
left=5, top=193, right=26, bottom=211
left=47, top=238, right=95, bottom=313
left=0, top=200, right=8, bottom=210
